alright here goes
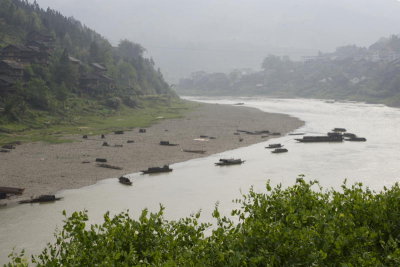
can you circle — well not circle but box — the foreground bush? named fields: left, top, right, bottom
left=8, top=178, right=400, bottom=266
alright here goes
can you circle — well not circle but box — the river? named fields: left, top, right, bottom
left=1, top=97, right=400, bottom=263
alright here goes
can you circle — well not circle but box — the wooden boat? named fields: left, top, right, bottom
left=266, top=143, right=283, bottom=149
left=0, top=186, right=24, bottom=195
left=332, top=128, right=347, bottom=132
left=159, top=141, right=179, bottom=146
left=296, top=132, right=343, bottom=143
left=215, top=158, right=245, bottom=166
left=182, top=149, right=206, bottom=154
left=118, top=176, right=132, bottom=185
left=141, top=165, right=173, bottom=174
left=272, top=148, right=288, bottom=153
left=19, top=195, right=62, bottom=204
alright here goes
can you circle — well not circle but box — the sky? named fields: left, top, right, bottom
left=32, top=0, right=400, bottom=82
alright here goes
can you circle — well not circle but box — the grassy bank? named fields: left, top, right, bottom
left=0, top=97, right=198, bottom=146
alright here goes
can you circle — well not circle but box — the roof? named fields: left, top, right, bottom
left=91, top=63, right=107, bottom=71
left=68, top=56, right=82, bottom=64
left=0, top=60, right=24, bottom=70
left=2, top=44, right=32, bottom=52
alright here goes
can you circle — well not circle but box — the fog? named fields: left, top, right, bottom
left=33, top=0, right=400, bottom=82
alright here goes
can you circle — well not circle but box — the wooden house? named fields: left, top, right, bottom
left=0, top=60, right=24, bottom=79
left=1, top=44, right=35, bottom=64
left=0, top=75, right=17, bottom=94
left=26, top=31, right=55, bottom=46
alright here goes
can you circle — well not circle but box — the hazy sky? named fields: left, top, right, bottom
left=33, top=0, right=400, bottom=82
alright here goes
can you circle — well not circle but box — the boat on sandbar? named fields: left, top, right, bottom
left=159, top=141, right=179, bottom=146
left=182, top=149, right=206, bottom=154
left=141, top=165, right=173, bottom=174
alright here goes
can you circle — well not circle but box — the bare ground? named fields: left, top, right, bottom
left=0, top=102, right=304, bottom=205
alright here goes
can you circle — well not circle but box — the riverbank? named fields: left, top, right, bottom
left=0, top=102, right=304, bottom=206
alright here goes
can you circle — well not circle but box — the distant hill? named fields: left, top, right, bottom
left=177, top=35, right=400, bottom=107
left=0, top=0, right=174, bottom=125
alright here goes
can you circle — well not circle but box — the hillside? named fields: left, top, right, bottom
left=0, top=0, right=175, bottom=132
left=177, top=35, right=400, bottom=107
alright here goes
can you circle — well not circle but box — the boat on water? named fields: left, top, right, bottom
left=118, top=176, right=132, bottom=185
left=296, top=132, right=343, bottom=143
left=266, top=143, right=283, bottom=149
left=19, top=195, right=62, bottom=204
left=182, top=149, right=206, bottom=154
left=141, top=165, right=173, bottom=174
left=332, top=128, right=347, bottom=132
left=215, top=158, right=245, bottom=166
left=271, top=148, right=288, bottom=153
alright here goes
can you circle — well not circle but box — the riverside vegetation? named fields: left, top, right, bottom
left=7, top=178, right=400, bottom=266
left=0, top=0, right=177, bottom=145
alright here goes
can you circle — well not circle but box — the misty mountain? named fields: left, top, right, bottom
left=33, top=0, right=400, bottom=82
left=177, top=35, right=400, bottom=107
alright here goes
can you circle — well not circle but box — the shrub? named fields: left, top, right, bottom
left=8, top=178, right=400, bottom=266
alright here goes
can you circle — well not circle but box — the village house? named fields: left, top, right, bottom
left=0, top=60, right=24, bottom=79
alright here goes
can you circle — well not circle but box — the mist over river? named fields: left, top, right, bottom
left=1, top=97, right=400, bottom=263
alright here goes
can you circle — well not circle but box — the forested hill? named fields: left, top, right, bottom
left=0, top=0, right=174, bottom=125
left=177, top=35, right=400, bottom=107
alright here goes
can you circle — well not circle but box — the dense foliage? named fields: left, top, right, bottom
left=8, top=178, right=400, bottom=266
left=0, top=0, right=174, bottom=126
left=177, top=35, right=400, bottom=107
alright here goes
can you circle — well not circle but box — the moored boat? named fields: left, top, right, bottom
left=332, top=128, right=347, bottom=132
left=271, top=148, right=288, bottom=153
left=296, top=132, right=343, bottom=143
left=182, top=149, right=206, bottom=154
left=266, top=143, right=283, bottom=149
left=141, top=165, right=173, bottom=174
left=215, top=158, right=245, bottom=166
left=19, top=195, right=62, bottom=204
left=159, top=141, right=179, bottom=146
left=118, top=176, right=132, bottom=185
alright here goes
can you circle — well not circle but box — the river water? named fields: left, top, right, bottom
left=1, top=97, right=400, bottom=263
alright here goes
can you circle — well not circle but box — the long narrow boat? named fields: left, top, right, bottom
left=19, top=195, right=62, bottom=204
left=0, top=187, right=24, bottom=195
left=296, top=132, right=343, bottom=143
left=271, top=148, right=288, bottom=153
left=266, top=143, right=283, bottom=149
left=141, top=165, right=173, bottom=174
left=215, top=158, right=245, bottom=166
left=182, top=149, right=206, bottom=154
